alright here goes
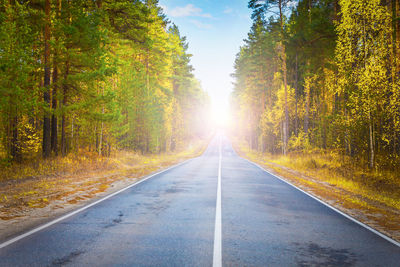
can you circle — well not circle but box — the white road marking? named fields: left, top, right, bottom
left=0, top=158, right=194, bottom=249
left=213, top=136, right=222, bottom=267
left=242, top=158, right=400, bottom=248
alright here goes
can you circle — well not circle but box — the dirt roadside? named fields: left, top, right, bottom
left=0, top=174, right=138, bottom=243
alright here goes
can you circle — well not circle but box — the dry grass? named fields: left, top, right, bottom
left=0, top=140, right=207, bottom=222
left=0, top=153, right=117, bottom=182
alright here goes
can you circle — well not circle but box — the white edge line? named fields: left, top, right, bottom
left=0, top=158, right=195, bottom=249
left=241, top=157, right=400, bottom=248
left=213, top=136, right=222, bottom=267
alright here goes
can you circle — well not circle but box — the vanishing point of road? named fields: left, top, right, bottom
left=1, top=134, right=399, bottom=266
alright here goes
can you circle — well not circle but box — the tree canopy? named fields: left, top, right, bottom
left=232, top=0, right=400, bottom=170
left=0, top=0, right=210, bottom=162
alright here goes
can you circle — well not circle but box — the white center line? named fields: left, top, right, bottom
left=213, top=136, right=222, bottom=267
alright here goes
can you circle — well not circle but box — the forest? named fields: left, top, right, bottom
left=232, top=0, right=400, bottom=171
left=0, top=0, right=210, bottom=164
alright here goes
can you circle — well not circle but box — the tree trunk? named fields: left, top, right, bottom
left=61, top=114, right=66, bottom=156
left=99, top=84, right=104, bottom=156
left=71, top=116, right=74, bottom=152
left=51, top=0, right=61, bottom=155
left=295, top=52, right=298, bottom=136
left=395, top=0, right=400, bottom=74
left=281, top=121, right=284, bottom=154
left=61, top=61, right=69, bottom=156
left=10, top=115, right=20, bottom=162
left=279, top=0, right=289, bottom=155
left=304, top=83, right=310, bottom=135
left=369, top=115, right=375, bottom=169
left=42, top=0, right=51, bottom=158
left=51, top=57, right=58, bottom=155
left=333, top=0, right=339, bottom=22
left=99, top=119, right=104, bottom=156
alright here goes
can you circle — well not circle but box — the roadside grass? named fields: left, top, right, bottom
left=0, top=140, right=207, bottom=221
left=0, top=141, right=206, bottom=183
left=0, top=153, right=117, bottom=182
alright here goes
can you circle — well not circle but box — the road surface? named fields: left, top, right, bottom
left=0, top=135, right=399, bottom=266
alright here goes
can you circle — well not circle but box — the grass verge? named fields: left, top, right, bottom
left=233, top=138, right=400, bottom=243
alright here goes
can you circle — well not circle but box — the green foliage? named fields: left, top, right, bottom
left=0, top=1, right=39, bottom=161
left=0, top=0, right=209, bottom=162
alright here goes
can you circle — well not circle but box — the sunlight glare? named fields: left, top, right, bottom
left=210, top=101, right=231, bottom=130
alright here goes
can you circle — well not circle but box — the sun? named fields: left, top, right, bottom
left=210, top=103, right=231, bottom=130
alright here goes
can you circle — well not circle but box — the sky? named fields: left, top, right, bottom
left=159, top=0, right=253, bottom=122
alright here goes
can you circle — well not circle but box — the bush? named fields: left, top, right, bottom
left=289, top=130, right=311, bottom=151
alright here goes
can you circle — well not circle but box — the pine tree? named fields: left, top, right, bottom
left=42, top=0, right=51, bottom=158
left=248, top=0, right=295, bottom=154
left=0, top=0, right=209, bottom=163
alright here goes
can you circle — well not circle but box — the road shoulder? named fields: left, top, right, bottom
left=233, top=145, right=400, bottom=243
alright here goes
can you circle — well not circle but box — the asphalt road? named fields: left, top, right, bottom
left=0, top=134, right=399, bottom=266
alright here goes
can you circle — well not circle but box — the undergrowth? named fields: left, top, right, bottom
left=0, top=153, right=116, bottom=182
left=0, top=140, right=206, bottom=183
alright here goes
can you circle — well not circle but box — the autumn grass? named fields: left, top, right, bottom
left=0, top=153, right=117, bottom=182
left=0, top=139, right=207, bottom=222
left=0, top=141, right=205, bottom=182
